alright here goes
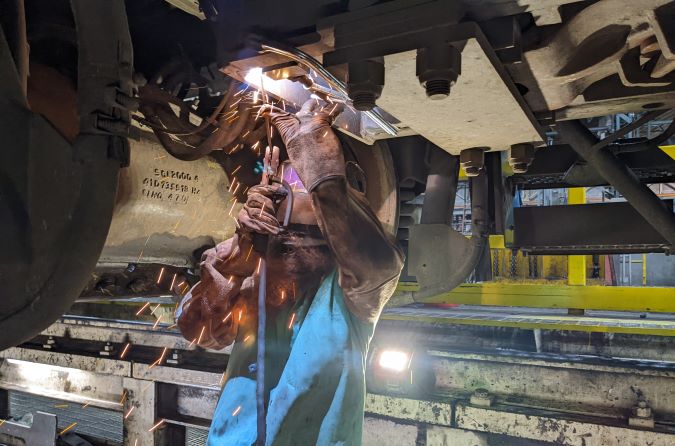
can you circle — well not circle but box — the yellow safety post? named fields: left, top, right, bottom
left=567, top=188, right=586, bottom=286
left=642, top=253, right=647, bottom=286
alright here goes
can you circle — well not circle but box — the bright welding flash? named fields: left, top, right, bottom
left=378, top=350, right=410, bottom=373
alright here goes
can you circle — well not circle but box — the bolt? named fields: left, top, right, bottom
left=470, top=388, right=493, bottom=407
left=347, top=58, right=385, bottom=112
left=43, top=336, right=57, bottom=350
left=416, top=44, right=461, bottom=100
left=100, top=342, right=115, bottom=357
left=509, top=143, right=537, bottom=174
left=635, top=401, right=652, bottom=418
left=460, top=147, right=486, bottom=177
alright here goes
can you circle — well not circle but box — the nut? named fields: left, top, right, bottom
left=417, top=44, right=461, bottom=100
left=470, top=388, right=493, bottom=407
left=460, top=147, right=486, bottom=177
left=509, top=143, right=536, bottom=174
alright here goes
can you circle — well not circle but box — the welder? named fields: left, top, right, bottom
left=177, top=100, right=404, bottom=445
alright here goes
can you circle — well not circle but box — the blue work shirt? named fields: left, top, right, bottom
left=207, top=269, right=374, bottom=446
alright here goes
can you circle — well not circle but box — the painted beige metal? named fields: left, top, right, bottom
left=365, top=394, right=453, bottom=425
left=362, top=417, right=419, bottom=446
left=101, top=135, right=239, bottom=267
left=431, top=353, right=675, bottom=416
left=0, top=356, right=125, bottom=410
left=456, top=404, right=675, bottom=446
left=378, top=39, right=542, bottom=154
left=517, top=0, right=671, bottom=112
left=426, top=426, right=489, bottom=446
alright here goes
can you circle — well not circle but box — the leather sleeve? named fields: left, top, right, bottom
left=176, top=233, right=257, bottom=349
left=310, top=177, right=404, bottom=323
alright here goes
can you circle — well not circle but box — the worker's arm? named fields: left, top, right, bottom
left=176, top=232, right=256, bottom=349
left=271, top=102, right=404, bottom=323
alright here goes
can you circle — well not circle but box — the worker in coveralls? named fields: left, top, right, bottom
left=177, top=100, right=404, bottom=445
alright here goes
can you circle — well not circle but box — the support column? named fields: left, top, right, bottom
left=567, top=188, right=586, bottom=286
left=123, top=377, right=158, bottom=446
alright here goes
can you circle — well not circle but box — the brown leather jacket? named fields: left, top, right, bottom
left=176, top=175, right=404, bottom=349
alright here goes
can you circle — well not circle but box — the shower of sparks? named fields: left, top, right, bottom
left=232, top=165, right=242, bottom=175
left=245, top=245, right=254, bottom=261
left=288, top=313, right=296, bottom=330
left=136, top=302, right=151, bottom=316
left=281, top=290, right=286, bottom=302
left=238, top=309, right=243, bottom=322
left=228, top=200, right=237, bottom=216
left=148, top=419, right=166, bottom=432
left=119, top=391, right=128, bottom=406
left=81, top=402, right=91, bottom=409
left=170, top=273, right=177, bottom=290
left=177, top=281, right=186, bottom=288
left=197, top=326, right=206, bottom=345
left=156, top=267, right=165, bottom=284
left=328, top=103, right=339, bottom=115
left=222, top=312, right=232, bottom=323
left=232, top=406, right=242, bottom=416
left=322, top=130, right=329, bottom=138
left=243, top=335, right=251, bottom=343
left=150, top=304, right=161, bottom=315
left=59, top=422, right=78, bottom=435
left=228, top=179, right=238, bottom=192
left=153, top=315, right=163, bottom=330
left=255, top=258, right=262, bottom=275
left=120, top=342, right=131, bottom=359
left=124, top=406, right=135, bottom=419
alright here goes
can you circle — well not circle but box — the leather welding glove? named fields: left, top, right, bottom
left=269, top=100, right=344, bottom=191
left=237, top=183, right=287, bottom=235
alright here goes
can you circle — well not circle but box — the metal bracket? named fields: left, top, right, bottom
left=0, top=412, right=58, bottom=446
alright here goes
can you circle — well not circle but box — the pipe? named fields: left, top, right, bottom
left=557, top=120, right=675, bottom=246
left=420, top=145, right=459, bottom=225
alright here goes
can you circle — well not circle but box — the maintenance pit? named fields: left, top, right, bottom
left=2, top=275, right=675, bottom=446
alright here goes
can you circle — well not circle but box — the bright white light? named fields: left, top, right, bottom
left=378, top=350, right=410, bottom=372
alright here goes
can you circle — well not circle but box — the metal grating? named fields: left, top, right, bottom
left=186, top=426, right=209, bottom=446
left=8, top=391, right=123, bottom=444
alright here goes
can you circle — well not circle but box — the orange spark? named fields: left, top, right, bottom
left=59, top=422, right=78, bottom=435
left=119, top=390, right=128, bottom=406
left=228, top=200, right=237, bottom=216
left=238, top=309, right=243, bottom=322
left=281, top=290, right=286, bottom=301
left=54, top=404, right=69, bottom=408
left=150, top=304, right=161, bottom=316
left=170, top=273, right=177, bottom=290
left=177, top=281, right=186, bottom=288
left=153, top=315, right=162, bottom=330
left=136, top=302, right=151, bottom=316
left=81, top=402, right=91, bottom=409
left=148, top=419, right=166, bottom=432
left=120, top=342, right=131, bottom=359
left=245, top=245, right=254, bottom=261
left=243, top=335, right=251, bottom=343
left=222, top=312, right=232, bottom=323
left=255, top=258, right=262, bottom=275
left=232, top=165, right=242, bottom=175
left=220, top=373, right=227, bottom=386
left=156, top=267, right=165, bottom=284
left=124, top=406, right=135, bottom=419
left=288, top=313, right=296, bottom=330
left=197, top=326, right=206, bottom=345
left=232, top=406, right=242, bottom=416
left=189, top=338, right=197, bottom=348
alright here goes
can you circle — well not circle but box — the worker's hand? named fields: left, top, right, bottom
left=238, top=183, right=287, bottom=235
left=269, top=100, right=345, bottom=191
